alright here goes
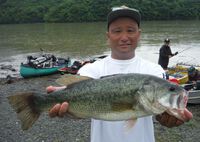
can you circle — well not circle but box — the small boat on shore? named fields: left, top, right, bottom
left=168, top=63, right=200, bottom=104
left=169, top=63, right=200, bottom=74
left=168, top=63, right=200, bottom=85
left=58, top=54, right=107, bottom=75
left=168, top=73, right=188, bottom=85
left=182, top=83, right=200, bottom=104
left=58, top=60, right=90, bottom=75
left=188, top=90, right=200, bottom=104
left=20, top=54, right=71, bottom=78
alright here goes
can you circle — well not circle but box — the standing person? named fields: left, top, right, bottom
left=48, top=6, right=192, bottom=142
left=158, top=38, right=178, bottom=70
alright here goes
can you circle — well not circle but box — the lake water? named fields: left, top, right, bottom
left=0, top=21, right=199, bottom=78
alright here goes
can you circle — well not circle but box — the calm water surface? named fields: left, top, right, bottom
left=0, top=21, right=199, bottom=77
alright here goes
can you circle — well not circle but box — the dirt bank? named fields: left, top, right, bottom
left=0, top=74, right=199, bottom=142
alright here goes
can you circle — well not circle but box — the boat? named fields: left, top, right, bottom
left=58, top=55, right=107, bottom=75
left=168, top=63, right=200, bottom=85
left=168, top=72, right=188, bottom=84
left=58, top=60, right=90, bottom=75
left=20, top=54, right=71, bottom=78
left=182, top=83, right=200, bottom=104
left=168, top=63, right=200, bottom=74
left=188, top=90, right=200, bottom=104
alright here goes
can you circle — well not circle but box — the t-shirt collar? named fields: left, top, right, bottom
left=108, top=55, right=137, bottom=64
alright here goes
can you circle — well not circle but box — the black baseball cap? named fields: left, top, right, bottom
left=107, top=5, right=141, bottom=30
left=164, top=38, right=170, bottom=43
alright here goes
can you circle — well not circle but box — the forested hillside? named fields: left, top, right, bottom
left=0, top=0, right=199, bottom=24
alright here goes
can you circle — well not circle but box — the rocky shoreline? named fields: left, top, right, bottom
left=0, top=74, right=200, bottom=142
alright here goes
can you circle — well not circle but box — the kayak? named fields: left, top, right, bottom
left=20, top=54, right=71, bottom=78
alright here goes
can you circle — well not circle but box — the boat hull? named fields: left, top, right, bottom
left=20, top=64, right=66, bottom=78
left=188, top=90, right=200, bottom=104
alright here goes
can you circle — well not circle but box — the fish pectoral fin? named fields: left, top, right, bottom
left=124, top=119, right=137, bottom=132
left=111, top=102, right=133, bottom=112
left=56, top=74, right=92, bottom=86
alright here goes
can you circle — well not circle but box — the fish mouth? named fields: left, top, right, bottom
left=158, top=89, right=188, bottom=112
left=165, top=109, right=185, bottom=121
left=157, top=90, right=189, bottom=121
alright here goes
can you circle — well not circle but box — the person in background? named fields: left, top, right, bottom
left=188, top=66, right=200, bottom=89
left=187, top=66, right=200, bottom=82
left=47, top=6, right=192, bottom=142
left=158, top=38, right=178, bottom=70
left=184, top=66, right=200, bottom=90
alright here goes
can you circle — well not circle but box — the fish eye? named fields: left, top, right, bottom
left=169, top=86, right=175, bottom=91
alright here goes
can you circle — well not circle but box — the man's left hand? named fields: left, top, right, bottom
left=156, top=108, right=193, bottom=128
left=174, top=51, right=178, bottom=56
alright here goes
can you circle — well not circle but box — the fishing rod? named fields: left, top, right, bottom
left=177, top=56, right=200, bottom=67
left=154, top=46, right=193, bottom=55
left=177, top=46, right=193, bottom=54
left=170, top=46, right=193, bottom=59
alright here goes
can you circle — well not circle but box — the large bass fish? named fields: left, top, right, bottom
left=7, top=73, right=188, bottom=130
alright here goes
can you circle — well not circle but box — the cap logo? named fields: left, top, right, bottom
left=112, top=5, right=129, bottom=11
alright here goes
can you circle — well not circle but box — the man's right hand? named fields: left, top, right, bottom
left=46, top=86, right=69, bottom=117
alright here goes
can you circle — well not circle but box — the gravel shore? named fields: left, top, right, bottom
left=0, top=74, right=199, bottom=142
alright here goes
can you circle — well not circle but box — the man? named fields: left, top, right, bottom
left=48, top=6, right=192, bottom=142
left=187, top=66, right=200, bottom=82
left=158, top=38, right=178, bottom=70
left=186, top=66, right=200, bottom=90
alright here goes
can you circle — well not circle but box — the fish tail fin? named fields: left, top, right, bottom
left=7, top=92, right=41, bottom=130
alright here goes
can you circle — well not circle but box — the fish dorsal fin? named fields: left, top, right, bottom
left=56, top=74, right=92, bottom=86
left=100, top=74, right=124, bottom=79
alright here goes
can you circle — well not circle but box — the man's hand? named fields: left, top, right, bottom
left=156, top=108, right=193, bottom=128
left=174, top=51, right=178, bottom=56
left=46, top=86, right=69, bottom=118
left=46, top=86, right=66, bottom=93
left=49, top=102, right=69, bottom=117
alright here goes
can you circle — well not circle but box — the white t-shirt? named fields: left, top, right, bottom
left=78, top=55, right=165, bottom=142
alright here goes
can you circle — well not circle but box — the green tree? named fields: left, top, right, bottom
left=0, top=0, right=199, bottom=24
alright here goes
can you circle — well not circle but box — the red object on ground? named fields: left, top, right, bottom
left=59, top=67, right=78, bottom=74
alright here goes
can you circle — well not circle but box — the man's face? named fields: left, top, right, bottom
left=107, top=17, right=141, bottom=59
left=165, top=42, right=170, bottom=46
